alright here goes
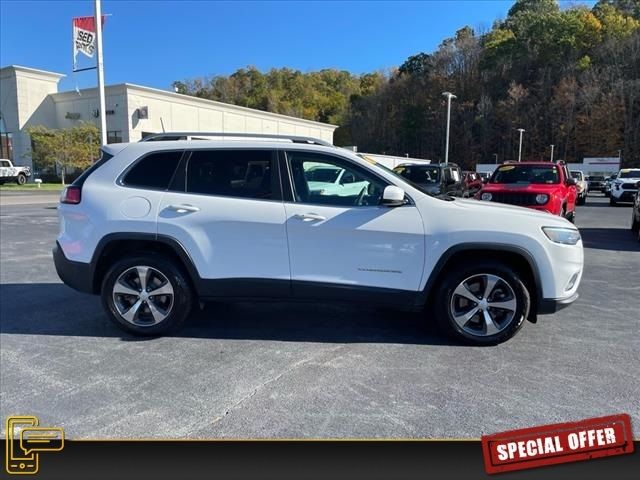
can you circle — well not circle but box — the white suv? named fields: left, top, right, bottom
left=610, top=168, right=640, bottom=205
left=53, top=133, right=584, bottom=345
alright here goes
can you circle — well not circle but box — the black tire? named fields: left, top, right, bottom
left=0, top=180, right=5, bottom=185
left=101, top=254, right=194, bottom=336
left=566, top=209, right=576, bottom=223
left=16, top=173, right=27, bottom=185
left=577, top=195, right=586, bottom=206
left=434, top=260, right=530, bottom=345
left=610, top=197, right=617, bottom=206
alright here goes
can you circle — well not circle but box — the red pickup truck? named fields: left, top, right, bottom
left=475, top=161, right=578, bottom=222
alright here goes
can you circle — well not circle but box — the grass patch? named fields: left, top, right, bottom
left=0, top=183, right=64, bottom=191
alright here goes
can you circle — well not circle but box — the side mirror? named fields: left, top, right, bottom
left=566, top=178, right=577, bottom=186
left=382, top=186, right=406, bottom=207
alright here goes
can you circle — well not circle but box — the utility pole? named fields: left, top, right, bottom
left=442, top=92, right=456, bottom=165
left=550, top=144, right=554, bottom=162
left=94, top=0, right=107, bottom=145
left=517, top=128, right=525, bottom=162
left=493, top=153, right=498, bottom=164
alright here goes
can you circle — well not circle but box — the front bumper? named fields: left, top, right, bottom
left=538, top=292, right=579, bottom=314
left=612, top=190, right=637, bottom=203
left=53, top=242, right=96, bottom=294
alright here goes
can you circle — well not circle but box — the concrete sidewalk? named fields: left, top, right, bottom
left=0, top=191, right=60, bottom=205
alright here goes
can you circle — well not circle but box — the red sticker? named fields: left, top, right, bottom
left=481, top=414, right=634, bottom=474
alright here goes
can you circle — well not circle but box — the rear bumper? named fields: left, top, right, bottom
left=53, top=242, right=95, bottom=294
left=538, top=292, right=579, bottom=314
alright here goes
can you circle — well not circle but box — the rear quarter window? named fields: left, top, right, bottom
left=122, top=151, right=183, bottom=190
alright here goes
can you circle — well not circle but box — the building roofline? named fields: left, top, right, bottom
left=0, top=65, right=65, bottom=78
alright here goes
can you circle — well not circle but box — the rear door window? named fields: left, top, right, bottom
left=185, top=150, right=276, bottom=200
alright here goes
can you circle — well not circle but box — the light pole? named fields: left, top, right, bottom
left=550, top=144, right=554, bottom=162
left=517, top=128, right=525, bottom=162
left=442, top=92, right=456, bottom=165
left=493, top=153, right=498, bottom=164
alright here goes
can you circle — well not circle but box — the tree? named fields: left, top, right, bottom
left=26, top=123, right=101, bottom=184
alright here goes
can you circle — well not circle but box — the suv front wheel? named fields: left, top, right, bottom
left=101, top=255, right=194, bottom=336
left=434, top=261, right=530, bottom=345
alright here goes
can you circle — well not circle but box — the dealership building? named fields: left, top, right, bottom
left=0, top=65, right=337, bottom=170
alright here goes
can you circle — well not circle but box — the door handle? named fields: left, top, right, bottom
left=293, top=213, right=325, bottom=221
left=168, top=204, right=200, bottom=213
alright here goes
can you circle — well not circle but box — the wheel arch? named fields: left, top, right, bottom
left=91, top=233, right=201, bottom=295
left=421, top=243, right=543, bottom=322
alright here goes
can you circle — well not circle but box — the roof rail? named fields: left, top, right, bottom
left=139, top=132, right=334, bottom=147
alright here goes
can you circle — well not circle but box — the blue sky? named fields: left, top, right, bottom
left=1, top=0, right=596, bottom=92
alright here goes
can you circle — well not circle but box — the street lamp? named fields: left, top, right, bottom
left=442, top=92, right=456, bottom=165
left=517, top=128, right=525, bottom=162
left=550, top=144, right=554, bottom=162
left=493, top=153, right=498, bottom=164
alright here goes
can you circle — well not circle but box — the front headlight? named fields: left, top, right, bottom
left=542, top=227, right=581, bottom=245
left=481, top=192, right=492, bottom=201
left=535, top=194, right=549, bottom=204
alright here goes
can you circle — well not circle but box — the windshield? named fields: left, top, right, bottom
left=570, top=171, right=583, bottom=180
left=491, top=164, right=559, bottom=184
left=305, top=166, right=341, bottom=183
left=393, top=165, right=440, bottom=184
left=619, top=169, right=640, bottom=179
left=589, top=176, right=605, bottom=181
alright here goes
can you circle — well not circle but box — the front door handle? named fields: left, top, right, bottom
left=168, top=204, right=200, bottom=213
left=293, top=213, right=326, bottom=221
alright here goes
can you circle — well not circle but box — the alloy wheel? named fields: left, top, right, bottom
left=112, top=266, right=174, bottom=326
left=449, top=273, right=517, bottom=337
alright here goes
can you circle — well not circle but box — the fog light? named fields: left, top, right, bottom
left=535, top=194, right=549, bottom=204
left=565, top=272, right=579, bottom=291
left=481, top=192, right=492, bottom=201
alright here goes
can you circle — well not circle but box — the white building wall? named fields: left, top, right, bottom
left=0, top=66, right=63, bottom=169
left=124, top=85, right=336, bottom=143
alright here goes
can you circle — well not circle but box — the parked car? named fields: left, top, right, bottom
left=393, top=162, right=466, bottom=197
left=304, top=164, right=369, bottom=197
left=631, top=182, right=640, bottom=241
left=610, top=168, right=640, bottom=206
left=603, top=173, right=617, bottom=198
left=586, top=175, right=606, bottom=193
left=570, top=170, right=588, bottom=205
left=0, top=159, right=31, bottom=185
left=476, top=161, right=578, bottom=222
left=54, top=133, right=583, bottom=345
left=463, top=171, right=483, bottom=197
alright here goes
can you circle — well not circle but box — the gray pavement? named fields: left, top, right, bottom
left=1, top=195, right=638, bottom=439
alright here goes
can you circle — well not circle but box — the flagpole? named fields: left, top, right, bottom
left=94, top=0, right=107, bottom=145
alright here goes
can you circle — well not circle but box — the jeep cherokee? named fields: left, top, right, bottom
left=53, top=133, right=583, bottom=345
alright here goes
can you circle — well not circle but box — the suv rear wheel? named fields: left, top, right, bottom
left=434, top=261, right=530, bottom=345
left=101, top=255, right=194, bottom=336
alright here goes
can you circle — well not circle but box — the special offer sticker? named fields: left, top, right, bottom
left=481, top=414, right=634, bottom=474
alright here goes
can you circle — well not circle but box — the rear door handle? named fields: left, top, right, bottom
left=293, top=213, right=325, bottom=221
left=168, top=204, right=200, bottom=213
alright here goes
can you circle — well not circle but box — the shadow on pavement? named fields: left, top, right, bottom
left=0, top=283, right=457, bottom=346
left=579, top=227, right=639, bottom=252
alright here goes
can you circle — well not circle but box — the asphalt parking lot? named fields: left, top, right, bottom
left=1, top=192, right=638, bottom=439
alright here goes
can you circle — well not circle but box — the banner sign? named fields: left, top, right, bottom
left=481, top=414, right=634, bottom=474
left=72, top=16, right=105, bottom=70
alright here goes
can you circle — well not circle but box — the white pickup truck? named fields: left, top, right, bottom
left=0, top=159, right=32, bottom=185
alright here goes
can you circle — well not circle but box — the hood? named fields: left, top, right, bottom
left=481, top=183, right=565, bottom=193
left=424, top=196, right=572, bottom=227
